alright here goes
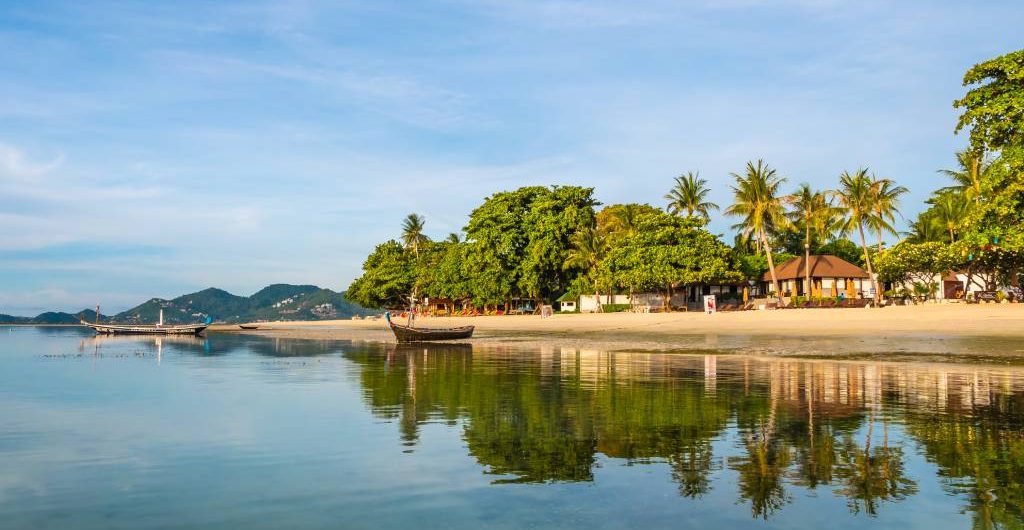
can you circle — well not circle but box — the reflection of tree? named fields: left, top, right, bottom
left=669, top=440, right=715, bottom=498
left=834, top=417, right=917, bottom=515
left=906, top=398, right=1024, bottom=530
left=343, top=346, right=1024, bottom=526
left=730, top=390, right=793, bottom=519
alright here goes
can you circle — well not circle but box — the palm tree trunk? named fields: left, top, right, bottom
left=858, top=224, right=880, bottom=306
left=805, top=223, right=811, bottom=297
left=761, top=230, right=781, bottom=302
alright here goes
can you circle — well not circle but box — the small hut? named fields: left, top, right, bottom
left=764, top=255, right=871, bottom=298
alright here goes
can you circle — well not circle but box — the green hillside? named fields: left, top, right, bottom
left=0, top=309, right=108, bottom=325
left=113, top=284, right=370, bottom=324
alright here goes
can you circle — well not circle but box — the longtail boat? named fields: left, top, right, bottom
left=385, top=312, right=474, bottom=343
left=81, top=307, right=209, bottom=336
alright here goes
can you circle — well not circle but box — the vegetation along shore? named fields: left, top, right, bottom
left=345, top=50, right=1024, bottom=318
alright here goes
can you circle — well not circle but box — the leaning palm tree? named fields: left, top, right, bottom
left=666, top=171, right=719, bottom=221
left=833, top=169, right=882, bottom=304
left=400, top=213, right=430, bottom=257
left=938, top=150, right=988, bottom=202
left=931, top=192, right=970, bottom=243
left=869, top=177, right=908, bottom=253
left=785, top=184, right=837, bottom=296
left=564, top=226, right=607, bottom=312
left=725, top=160, right=789, bottom=300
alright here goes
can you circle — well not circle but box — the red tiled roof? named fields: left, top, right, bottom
left=763, top=255, right=869, bottom=281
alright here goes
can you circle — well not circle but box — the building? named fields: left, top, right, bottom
left=764, top=255, right=872, bottom=298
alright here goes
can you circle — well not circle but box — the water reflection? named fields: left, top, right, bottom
left=349, top=345, right=1024, bottom=525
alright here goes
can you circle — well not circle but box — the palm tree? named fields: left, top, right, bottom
left=605, top=203, right=644, bottom=236
left=666, top=171, right=719, bottom=221
left=400, top=213, right=430, bottom=257
left=725, top=160, right=789, bottom=300
left=445, top=232, right=461, bottom=244
left=564, top=226, right=607, bottom=312
left=834, top=169, right=882, bottom=305
left=903, top=211, right=944, bottom=243
left=931, top=192, right=970, bottom=243
left=869, top=177, right=908, bottom=253
left=785, top=184, right=836, bottom=296
left=938, top=150, right=988, bottom=202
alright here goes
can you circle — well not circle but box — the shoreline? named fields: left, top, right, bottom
left=209, top=304, right=1024, bottom=360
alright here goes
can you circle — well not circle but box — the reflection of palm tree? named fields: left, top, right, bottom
left=669, top=441, right=715, bottom=498
left=730, top=391, right=792, bottom=519
left=834, top=416, right=917, bottom=515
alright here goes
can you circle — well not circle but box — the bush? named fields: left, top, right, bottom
left=601, top=304, right=632, bottom=313
left=996, top=291, right=1007, bottom=302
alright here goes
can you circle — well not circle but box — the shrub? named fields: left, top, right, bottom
left=601, top=304, right=632, bottom=313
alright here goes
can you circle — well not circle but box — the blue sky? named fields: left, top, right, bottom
left=1, top=0, right=1021, bottom=315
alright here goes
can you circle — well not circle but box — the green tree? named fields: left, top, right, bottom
left=346, top=240, right=416, bottom=308
left=602, top=210, right=740, bottom=310
left=874, top=241, right=958, bottom=300
left=725, top=160, right=789, bottom=300
left=665, top=171, right=719, bottom=221
left=786, top=184, right=837, bottom=295
left=834, top=169, right=883, bottom=303
left=463, top=186, right=598, bottom=308
left=954, top=49, right=1024, bottom=153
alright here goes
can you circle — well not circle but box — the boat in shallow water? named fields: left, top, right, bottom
left=81, top=307, right=209, bottom=336
left=385, top=312, right=474, bottom=342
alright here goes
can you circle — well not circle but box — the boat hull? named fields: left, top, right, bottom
left=389, top=323, right=474, bottom=343
left=81, top=322, right=208, bottom=335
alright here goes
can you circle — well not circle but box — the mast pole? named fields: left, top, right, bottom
left=159, top=309, right=164, bottom=327
left=95, top=304, right=100, bottom=324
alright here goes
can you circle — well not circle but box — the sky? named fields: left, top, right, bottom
left=1, top=0, right=1022, bottom=315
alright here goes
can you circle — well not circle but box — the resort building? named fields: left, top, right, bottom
left=764, top=255, right=872, bottom=298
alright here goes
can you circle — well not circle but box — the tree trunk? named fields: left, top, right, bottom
left=595, top=284, right=604, bottom=313
left=858, top=224, right=881, bottom=306
left=761, top=230, right=781, bottom=303
left=804, top=223, right=811, bottom=297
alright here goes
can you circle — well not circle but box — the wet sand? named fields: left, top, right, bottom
left=211, top=303, right=1024, bottom=360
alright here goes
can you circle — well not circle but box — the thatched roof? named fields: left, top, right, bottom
left=763, top=255, right=869, bottom=281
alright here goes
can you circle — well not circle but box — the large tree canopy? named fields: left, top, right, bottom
left=955, top=49, right=1024, bottom=153
left=346, top=240, right=416, bottom=309
left=463, top=185, right=598, bottom=305
left=601, top=210, right=741, bottom=305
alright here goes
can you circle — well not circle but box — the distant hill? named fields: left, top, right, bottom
left=114, top=284, right=370, bottom=324
left=0, top=309, right=110, bottom=325
left=0, top=284, right=370, bottom=325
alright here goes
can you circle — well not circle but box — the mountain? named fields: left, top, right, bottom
left=0, top=309, right=110, bottom=325
left=113, top=284, right=370, bottom=324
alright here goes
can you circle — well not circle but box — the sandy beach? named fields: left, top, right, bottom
left=212, top=303, right=1024, bottom=360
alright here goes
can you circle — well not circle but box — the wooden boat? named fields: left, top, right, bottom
left=238, top=324, right=260, bottom=330
left=385, top=313, right=473, bottom=343
left=81, top=307, right=208, bottom=336
left=388, top=321, right=475, bottom=342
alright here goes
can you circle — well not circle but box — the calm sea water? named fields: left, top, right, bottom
left=2, top=326, right=1023, bottom=529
